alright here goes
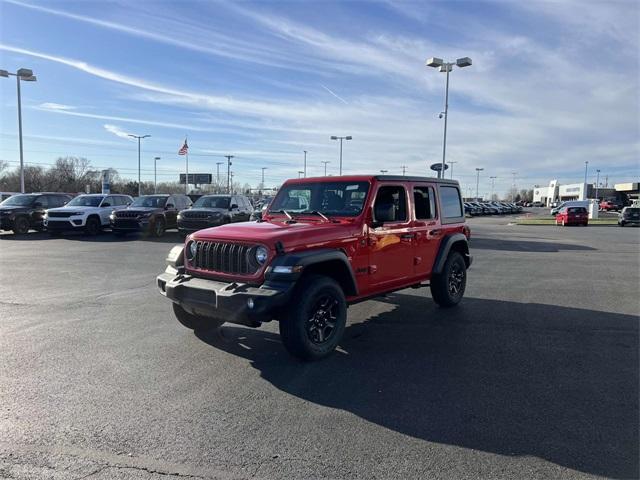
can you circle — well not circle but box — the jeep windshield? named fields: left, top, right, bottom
left=130, top=196, right=167, bottom=208
left=0, top=194, right=38, bottom=206
left=193, top=196, right=230, bottom=209
left=66, top=195, right=104, bottom=207
left=269, top=181, right=369, bottom=218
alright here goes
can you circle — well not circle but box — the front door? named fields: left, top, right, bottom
left=367, top=184, right=415, bottom=292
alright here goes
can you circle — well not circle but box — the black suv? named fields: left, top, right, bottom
left=177, top=194, right=253, bottom=235
left=0, top=193, right=72, bottom=234
left=111, top=194, right=192, bottom=237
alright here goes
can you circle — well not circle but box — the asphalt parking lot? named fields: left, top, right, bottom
left=1, top=217, right=638, bottom=480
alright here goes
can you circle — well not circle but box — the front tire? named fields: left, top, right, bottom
left=279, top=274, right=347, bottom=361
left=153, top=217, right=166, bottom=237
left=172, top=303, right=224, bottom=332
left=430, top=251, right=467, bottom=308
left=85, top=216, right=101, bottom=236
left=12, top=217, right=29, bottom=235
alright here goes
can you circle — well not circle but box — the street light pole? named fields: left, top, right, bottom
left=216, top=162, right=223, bottom=190
left=426, top=57, right=472, bottom=178
left=225, top=155, right=234, bottom=194
left=448, top=160, right=457, bottom=179
left=330, top=136, right=352, bottom=175
left=1, top=68, right=37, bottom=193
left=298, top=171, right=304, bottom=179
left=321, top=161, right=330, bottom=176
left=128, top=134, right=150, bottom=196
left=595, top=169, right=600, bottom=200
left=303, top=150, right=307, bottom=178
left=475, top=168, right=484, bottom=200
left=154, top=157, right=160, bottom=193
left=489, top=176, right=497, bottom=200
left=261, top=167, right=267, bottom=190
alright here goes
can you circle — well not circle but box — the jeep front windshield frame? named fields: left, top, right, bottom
left=269, top=181, right=370, bottom=218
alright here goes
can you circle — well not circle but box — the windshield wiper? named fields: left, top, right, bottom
left=273, top=209, right=293, bottom=220
left=305, top=210, right=330, bottom=222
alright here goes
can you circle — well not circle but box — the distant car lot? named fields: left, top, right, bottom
left=1, top=215, right=638, bottom=479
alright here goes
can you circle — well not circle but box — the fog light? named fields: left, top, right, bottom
left=247, top=298, right=255, bottom=309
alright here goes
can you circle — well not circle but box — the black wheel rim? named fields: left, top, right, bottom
left=306, top=294, right=339, bottom=344
left=156, top=221, right=163, bottom=235
left=448, top=262, right=464, bottom=296
left=17, top=219, right=28, bottom=234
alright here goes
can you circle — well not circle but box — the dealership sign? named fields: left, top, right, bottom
left=180, top=173, right=213, bottom=184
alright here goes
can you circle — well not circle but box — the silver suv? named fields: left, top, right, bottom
left=45, top=194, right=133, bottom=235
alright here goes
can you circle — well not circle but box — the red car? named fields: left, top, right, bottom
left=599, top=200, right=621, bottom=211
left=556, top=206, right=588, bottom=226
left=157, top=174, right=472, bottom=360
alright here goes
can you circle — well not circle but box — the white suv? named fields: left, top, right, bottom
left=45, top=194, right=133, bottom=235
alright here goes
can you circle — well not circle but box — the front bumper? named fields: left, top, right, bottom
left=0, top=217, right=14, bottom=230
left=111, top=218, right=150, bottom=232
left=45, top=218, right=86, bottom=231
left=157, top=267, right=293, bottom=326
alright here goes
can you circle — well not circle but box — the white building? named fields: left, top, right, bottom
left=533, top=180, right=591, bottom=206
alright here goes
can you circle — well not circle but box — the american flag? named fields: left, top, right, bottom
left=178, top=139, right=188, bottom=155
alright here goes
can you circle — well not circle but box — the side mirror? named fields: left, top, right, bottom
left=230, top=204, right=238, bottom=210
left=165, top=204, right=174, bottom=210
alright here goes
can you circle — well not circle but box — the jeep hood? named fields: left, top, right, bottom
left=0, top=206, right=29, bottom=213
left=191, top=220, right=359, bottom=251
left=47, top=205, right=100, bottom=212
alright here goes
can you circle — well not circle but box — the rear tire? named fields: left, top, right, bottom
left=279, top=274, right=347, bottom=361
left=172, top=303, right=224, bottom=332
left=12, top=216, right=29, bottom=235
left=430, top=251, right=467, bottom=308
left=85, top=216, right=101, bottom=236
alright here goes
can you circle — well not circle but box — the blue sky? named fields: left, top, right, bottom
left=0, top=0, right=638, bottom=196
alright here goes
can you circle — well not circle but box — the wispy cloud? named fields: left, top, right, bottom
left=38, top=102, right=75, bottom=111
left=103, top=124, right=132, bottom=140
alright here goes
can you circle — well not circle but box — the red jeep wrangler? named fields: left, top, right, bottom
left=157, top=175, right=472, bottom=360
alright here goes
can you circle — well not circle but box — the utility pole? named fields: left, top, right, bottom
left=475, top=168, right=484, bottom=200
left=128, top=134, right=150, bottom=196
left=303, top=150, right=307, bottom=178
left=511, top=171, right=517, bottom=202
left=595, top=169, right=600, bottom=200
left=154, top=157, right=160, bottom=193
left=321, top=161, right=330, bottom=176
left=401, top=165, right=407, bottom=176
left=225, top=155, right=234, bottom=194
left=448, top=160, right=457, bottom=179
left=230, top=171, right=234, bottom=193
left=489, top=176, right=497, bottom=200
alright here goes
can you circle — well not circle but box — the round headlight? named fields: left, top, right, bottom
left=255, top=246, right=268, bottom=264
left=188, top=241, right=197, bottom=260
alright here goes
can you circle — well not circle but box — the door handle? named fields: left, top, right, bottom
left=429, top=229, right=442, bottom=237
left=401, top=233, right=414, bottom=241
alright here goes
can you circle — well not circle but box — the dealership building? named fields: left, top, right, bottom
left=533, top=180, right=639, bottom=207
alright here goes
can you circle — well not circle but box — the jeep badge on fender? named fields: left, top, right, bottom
left=157, top=174, right=472, bottom=361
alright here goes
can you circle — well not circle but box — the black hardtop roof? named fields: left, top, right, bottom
left=375, top=175, right=460, bottom=185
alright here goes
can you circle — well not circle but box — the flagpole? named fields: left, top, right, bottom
left=185, top=135, right=189, bottom=195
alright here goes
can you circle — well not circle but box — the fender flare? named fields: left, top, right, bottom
left=265, top=248, right=358, bottom=296
left=432, top=233, right=471, bottom=274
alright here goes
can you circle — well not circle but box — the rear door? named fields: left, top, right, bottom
left=411, top=183, right=441, bottom=279
left=367, top=183, right=415, bottom=291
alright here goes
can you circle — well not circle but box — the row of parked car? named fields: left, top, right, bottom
left=463, top=201, right=523, bottom=216
left=0, top=192, right=270, bottom=237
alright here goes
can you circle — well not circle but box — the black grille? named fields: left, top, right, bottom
left=117, top=211, right=141, bottom=218
left=183, top=211, right=213, bottom=219
left=113, top=219, right=140, bottom=228
left=191, top=241, right=258, bottom=275
left=48, top=212, right=74, bottom=218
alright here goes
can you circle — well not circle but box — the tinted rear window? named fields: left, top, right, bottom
left=439, top=186, right=463, bottom=218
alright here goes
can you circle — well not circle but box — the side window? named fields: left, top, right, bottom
left=413, top=186, right=437, bottom=220
left=439, top=186, right=463, bottom=219
left=103, top=196, right=114, bottom=207
left=373, top=185, right=407, bottom=223
left=37, top=196, right=49, bottom=208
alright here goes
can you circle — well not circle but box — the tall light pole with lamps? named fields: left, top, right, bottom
left=303, top=150, right=307, bottom=178
left=321, top=161, right=330, bottom=176
left=225, top=155, right=234, bottom=194
left=154, top=157, right=160, bottom=193
left=489, top=176, right=497, bottom=200
left=1, top=68, right=37, bottom=193
left=595, top=169, right=601, bottom=201
left=426, top=57, right=472, bottom=178
left=128, top=134, right=150, bottom=196
left=448, top=160, right=457, bottom=179
left=475, top=167, right=484, bottom=201
left=330, top=135, right=352, bottom=175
